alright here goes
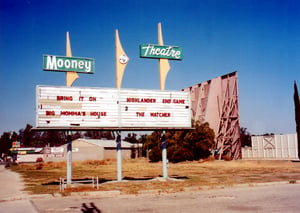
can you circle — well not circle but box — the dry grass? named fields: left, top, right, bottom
left=8, top=158, right=300, bottom=195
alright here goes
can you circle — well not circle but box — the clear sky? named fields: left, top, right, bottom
left=0, top=0, right=299, bottom=136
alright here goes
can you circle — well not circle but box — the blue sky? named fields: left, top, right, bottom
left=0, top=0, right=299, bottom=135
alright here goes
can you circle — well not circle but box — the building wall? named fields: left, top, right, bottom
left=242, top=134, right=298, bottom=160
left=71, top=146, right=105, bottom=161
left=44, top=139, right=134, bottom=162
left=17, top=154, right=44, bottom=163
left=16, top=139, right=136, bottom=163
left=104, top=149, right=132, bottom=160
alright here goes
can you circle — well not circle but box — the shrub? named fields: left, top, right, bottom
left=170, top=147, right=194, bottom=163
left=36, top=163, right=43, bottom=170
left=149, top=146, right=161, bottom=162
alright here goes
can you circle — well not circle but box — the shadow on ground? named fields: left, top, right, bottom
left=42, top=175, right=189, bottom=185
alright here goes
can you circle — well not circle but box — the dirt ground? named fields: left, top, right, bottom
left=8, top=159, right=300, bottom=195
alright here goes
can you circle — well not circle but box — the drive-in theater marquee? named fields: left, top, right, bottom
left=36, top=86, right=191, bottom=130
left=36, top=24, right=187, bottom=182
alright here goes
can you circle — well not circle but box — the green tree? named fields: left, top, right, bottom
left=101, top=131, right=115, bottom=140
left=171, top=147, right=194, bottom=163
left=143, top=131, right=162, bottom=162
left=0, top=132, right=12, bottom=155
left=143, top=122, right=215, bottom=163
left=18, top=124, right=35, bottom=146
left=72, top=132, right=83, bottom=141
left=40, top=131, right=65, bottom=146
left=139, top=134, right=148, bottom=157
left=18, top=124, right=47, bottom=147
left=84, top=131, right=102, bottom=139
left=124, top=133, right=139, bottom=144
left=240, top=127, right=251, bottom=147
left=149, top=145, right=162, bottom=162
left=184, top=122, right=215, bottom=160
left=84, top=131, right=115, bottom=139
left=11, top=131, right=19, bottom=142
left=294, top=81, right=300, bottom=159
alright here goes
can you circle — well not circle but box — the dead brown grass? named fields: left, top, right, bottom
left=8, top=158, right=300, bottom=195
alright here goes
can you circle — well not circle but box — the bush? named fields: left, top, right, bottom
left=170, top=147, right=194, bottom=163
left=149, top=146, right=161, bottom=162
left=131, top=146, right=136, bottom=159
left=36, top=163, right=43, bottom=170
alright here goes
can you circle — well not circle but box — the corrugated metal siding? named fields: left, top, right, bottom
left=242, top=134, right=298, bottom=160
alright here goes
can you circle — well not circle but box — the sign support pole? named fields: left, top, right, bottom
left=116, top=132, right=122, bottom=181
left=162, top=131, right=168, bottom=178
left=158, top=23, right=170, bottom=179
left=66, top=132, right=72, bottom=185
left=115, top=29, right=128, bottom=182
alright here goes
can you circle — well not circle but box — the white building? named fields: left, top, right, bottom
left=242, top=134, right=299, bottom=160
left=49, top=138, right=138, bottom=162
left=16, top=138, right=139, bottom=163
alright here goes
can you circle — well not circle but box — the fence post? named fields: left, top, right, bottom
left=59, top=177, right=62, bottom=191
left=97, top=177, right=99, bottom=190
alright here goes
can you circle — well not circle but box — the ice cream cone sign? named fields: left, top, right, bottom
left=139, top=23, right=182, bottom=91
left=158, top=23, right=171, bottom=91
left=115, top=29, right=129, bottom=89
left=66, top=32, right=79, bottom=87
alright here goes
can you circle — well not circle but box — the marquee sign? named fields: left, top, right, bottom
left=139, top=44, right=183, bottom=60
left=36, top=86, right=191, bottom=130
left=43, top=55, right=95, bottom=73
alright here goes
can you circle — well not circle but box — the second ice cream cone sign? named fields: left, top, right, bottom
left=115, top=29, right=129, bottom=89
